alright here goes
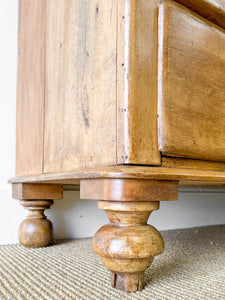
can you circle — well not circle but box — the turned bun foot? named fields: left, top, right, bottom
left=92, top=201, right=164, bottom=292
left=81, top=179, right=178, bottom=292
left=19, top=200, right=54, bottom=248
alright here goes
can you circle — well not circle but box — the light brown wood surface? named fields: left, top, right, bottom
left=15, top=0, right=225, bottom=179
left=8, top=164, right=225, bottom=186
left=13, top=0, right=225, bottom=291
left=12, top=183, right=63, bottom=200
left=44, top=0, right=117, bottom=172
left=161, top=157, right=225, bottom=172
left=13, top=183, right=63, bottom=248
left=158, top=2, right=225, bottom=162
left=16, top=0, right=46, bottom=176
left=16, top=0, right=164, bottom=176
left=80, top=179, right=178, bottom=201
left=19, top=200, right=54, bottom=247
left=44, top=0, right=162, bottom=170
left=175, top=0, right=225, bottom=29
left=117, top=0, right=161, bottom=165
left=92, top=199, right=164, bottom=292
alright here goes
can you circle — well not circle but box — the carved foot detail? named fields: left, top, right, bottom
left=92, top=201, right=164, bottom=292
left=19, top=200, right=54, bottom=248
left=12, top=183, right=63, bottom=248
left=81, top=179, right=178, bottom=292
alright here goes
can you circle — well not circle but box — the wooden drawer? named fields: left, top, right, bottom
left=158, top=1, right=225, bottom=162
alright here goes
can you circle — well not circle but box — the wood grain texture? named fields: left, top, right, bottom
left=9, top=165, right=225, bottom=185
left=92, top=200, right=164, bottom=292
left=19, top=200, right=54, bottom=247
left=180, top=180, right=225, bottom=186
left=162, top=157, right=225, bottom=172
left=16, top=0, right=46, bottom=176
left=175, top=0, right=225, bottom=29
left=158, top=2, right=225, bottom=162
left=117, top=0, right=161, bottom=165
left=80, top=179, right=178, bottom=201
left=12, top=183, right=63, bottom=200
left=44, top=0, right=117, bottom=172
left=15, top=0, right=225, bottom=181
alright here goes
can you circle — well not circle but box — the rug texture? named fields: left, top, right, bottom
left=0, top=225, right=224, bottom=300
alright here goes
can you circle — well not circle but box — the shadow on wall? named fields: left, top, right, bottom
left=46, top=190, right=108, bottom=239
left=46, top=189, right=225, bottom=240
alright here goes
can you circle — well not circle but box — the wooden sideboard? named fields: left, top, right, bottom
left=10, top=0, right=225, bottom=292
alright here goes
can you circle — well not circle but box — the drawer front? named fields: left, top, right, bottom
left=158, top=2, right=225, bottom=162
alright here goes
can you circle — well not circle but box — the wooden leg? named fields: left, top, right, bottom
left=12, top=183, right=63, bottom=248
left=92, top=201, right=163, bottom=292
left=19, top=200, right=54, bottom=248
left=80, top=179, right=178, bottom=292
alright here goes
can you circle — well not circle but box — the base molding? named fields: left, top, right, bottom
left=9, top=164, right=225, bottom=187
left=81, top=179, right=179, bottom=201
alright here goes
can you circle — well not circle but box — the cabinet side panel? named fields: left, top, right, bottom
left=117, top=0, right=161, bottom=165
left=44, top=0, right=117, bottom=172
left=16, top=0, right=46, bottom=176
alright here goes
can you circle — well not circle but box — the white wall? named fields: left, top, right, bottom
left=47, top=188, right=225, bottom=240
left=0, top=0, right=224, bottom=245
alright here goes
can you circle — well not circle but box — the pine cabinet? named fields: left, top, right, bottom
left=10, top=0, right=225, bottom=292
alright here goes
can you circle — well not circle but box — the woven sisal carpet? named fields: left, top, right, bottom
left=0, top=225, right=224, bottom=300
